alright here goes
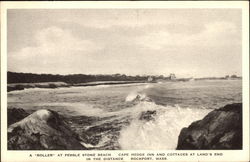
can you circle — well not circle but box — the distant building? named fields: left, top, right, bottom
left=169, top=73, right=176, bottom=80
left=148, top=76, right=153, bottom=82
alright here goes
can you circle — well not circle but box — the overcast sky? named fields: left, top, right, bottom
left=8, top=9, right=242, bottom=77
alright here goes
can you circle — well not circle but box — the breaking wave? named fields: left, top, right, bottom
left=119, top=90, right=211, bottom=150
left=125, top=92, right=151, bottom=102
left=125, top=84, right=153, bottom=102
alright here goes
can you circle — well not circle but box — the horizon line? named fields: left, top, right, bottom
left=7, top=71, right=242, bottom=79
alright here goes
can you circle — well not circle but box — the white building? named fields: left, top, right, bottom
left=169, top=73, right=176, bottom=80
left=148, top=76, right=153, bottom=82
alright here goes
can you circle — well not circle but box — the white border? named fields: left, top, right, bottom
left=1, top=1, right=249, bottom=162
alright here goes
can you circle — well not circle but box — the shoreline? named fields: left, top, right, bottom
left=7, top=79, right=241, bottom=92
left=7, top=81, right=149, bottom=92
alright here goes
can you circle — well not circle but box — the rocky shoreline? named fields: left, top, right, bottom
left=7, top=103, right=242, bottom=150
left=177, top=103, right=242, bottom=150
left=8, top=109, right=85, bottom=150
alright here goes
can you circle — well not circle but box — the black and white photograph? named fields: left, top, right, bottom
left=1, top=1, right=249, bottom=162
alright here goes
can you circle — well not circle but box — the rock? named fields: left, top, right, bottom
left=69, top=115, right=130, bottom=150
left=7, top=85, right=25, bottom=92
left=177, top=103, right=242, bottom=150
left=139, top=110, right=157, bottom=121
left=8, top=108, right=29, bottom=126
left=8, top=109, right=86, bottom=150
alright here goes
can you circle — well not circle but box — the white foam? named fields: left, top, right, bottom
left=35, top=109, right=51, bottom=120
left=118, top=102, right=211, bottom=150
left=125, top=84, right=152, bottom=102
left=125, top=92, right=147, bottom=102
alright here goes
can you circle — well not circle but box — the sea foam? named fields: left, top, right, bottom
left=118, top=101, right=211, bottom=150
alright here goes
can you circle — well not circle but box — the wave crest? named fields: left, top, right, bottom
left=125, top=92, right=152, bottom=102
left=118, top=102, right=211, bottom=150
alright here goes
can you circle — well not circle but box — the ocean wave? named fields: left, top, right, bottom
left=118, top=101, right=211, bottom=150
left=125, top=92, right=152, bottom=102
left=125, top=84, right=153, bottom=102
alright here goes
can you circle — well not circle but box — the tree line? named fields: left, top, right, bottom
left=7, top=72, right=169, bottom=84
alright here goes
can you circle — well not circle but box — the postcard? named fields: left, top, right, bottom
left=1, top=1, right=249, bottom=162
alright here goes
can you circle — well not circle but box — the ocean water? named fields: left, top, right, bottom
left=7, top=80, right=242, bottom=150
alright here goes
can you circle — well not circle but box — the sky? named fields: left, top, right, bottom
left=8, top=9, right=242, bottom=77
